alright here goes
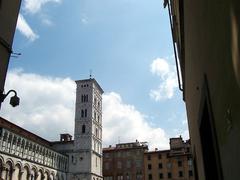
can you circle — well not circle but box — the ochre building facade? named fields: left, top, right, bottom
left=144, top=137, right=194, bottom=180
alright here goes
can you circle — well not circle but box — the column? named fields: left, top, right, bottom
left=1, top=166, right=7, bottom=180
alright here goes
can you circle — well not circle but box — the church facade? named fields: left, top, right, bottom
left=0, top=78, right=103, bottom=180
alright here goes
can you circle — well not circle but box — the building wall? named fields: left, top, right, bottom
left=103, top=142, right=148, bottom=180
left=144, top=138, right=194, bottom=180
left=184, top=0, right=240, bottom=180
left=0, top=128, right=68, bottom=180
left=171, top=0, right=240, bottom=179
left=0, top=0, right=21, bottom=100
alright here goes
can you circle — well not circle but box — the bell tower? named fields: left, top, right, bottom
left=71, top=78, right=103, bottom=180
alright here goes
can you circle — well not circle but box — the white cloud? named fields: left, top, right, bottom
left=150, top=58, right=170, bottom=78
left=80, top=14, right=89, bottom=25
left=0, top=69, right=75, bottom=140
left=41, top=18, right=53, bottom=26
left=16, top=0, right=62, bottom=40
left=150, top=58, right=178, bottom=101
left=81, top=18, right=88, bottom=24
left=0, top=70, right=169, bottom=150
left=16, top=14, right=39, bottom=41
left=103, top=92, right=169, bottom=150
left=172, top=129, right=189, bottom=141
left=23, top=0, right=62, bottom=14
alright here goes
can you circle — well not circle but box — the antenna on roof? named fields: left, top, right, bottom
left=89, top=69, right=92, bottom=79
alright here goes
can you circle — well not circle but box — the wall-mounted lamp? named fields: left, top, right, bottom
left=0, top=90, right=20, bottom=107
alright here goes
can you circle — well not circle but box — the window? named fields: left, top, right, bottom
left=95, top=128, right=98, bottom=137
left=94, top=97, right=97, bottom=105
left=82, top=125, right=86, bottom=133
left=117, top=175, right=123, bottom=180
left=81, top=110, right=84, bottom=118
left=117, top=161, right=122, bottom=169
left=148, top=174, right=152, bottom=180
left=136, top=160, right=141, bottom=168
left=179, top=171, right=183, bottom=177
left=147, top=154, right=151, bottom=160
left=126, top=174, right=130, bottom=180
left=104, top=177, right=113, bottom=180
left=178, top=160, right=182, bottom=167
left=96, top=157, right=98, bottom=167
left=188, top=159, right=193, bottom=166
left=126, top=151, right=131, bottom=157
left=167, top=172, right=172, bottom=179
left=158, top=153, right=162, bottom=159
left=98, top=101, right=100, bottom=108
left=97, top=115, right=100, bottom=122
left=189, top=170, right=193, bottom=177
left=148, top=164, right=152, bottom=170
left=126, top=160, right=131, bottom=168
left=159, top=173, right=163, bottom=179
left=167, top=162, right=172, bottom=169
left=136, top=173, right=142, bottom=180
left=94, top=112, right=96, bottom=120
left=81, top=95, right=88, bottom=102
left=158, top=163, right=163, bottom=169
left=104, top=153, right=110, bottom=158
left=85, top=109, right=87, bottom=117
left=117, top=152, right=121, bottom=157
left=105, top=162, right=109, bottom=170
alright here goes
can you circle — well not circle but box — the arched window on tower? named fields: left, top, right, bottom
left=81, top=110, right=84, bottom=118
left=82, top=125, right=86, bottom=134
left=85, top=109, right=87, bottom=117
left=94, top=97, right=97, bottom=106
left=94, top=111, right=96, bottom=120
left=98, top=101, right=100, bottom=109
left=95, top=128, right=98, bottom=138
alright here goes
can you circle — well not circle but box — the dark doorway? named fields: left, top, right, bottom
left=199, top=101, right=222, bottom=180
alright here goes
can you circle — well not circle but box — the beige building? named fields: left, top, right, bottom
left=144, top=137, right=194, bottom=180
left=0, top=0, right=21, bottom=108
left=0, top=78, right=104, bottom=180
left=165, top=0, right=240, bottom=179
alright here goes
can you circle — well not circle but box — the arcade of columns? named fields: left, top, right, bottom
left=0, top=128, right=68, bottom=180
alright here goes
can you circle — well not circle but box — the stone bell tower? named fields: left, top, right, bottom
left=71, top=78, right=103, bottom=180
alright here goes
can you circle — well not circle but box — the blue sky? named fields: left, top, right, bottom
left=1, top=0, right=188, bottom=149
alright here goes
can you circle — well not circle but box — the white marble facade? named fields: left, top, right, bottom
left=0, top=128, right=67, bottom=180
left=0, top=78, right=103, bottom=180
